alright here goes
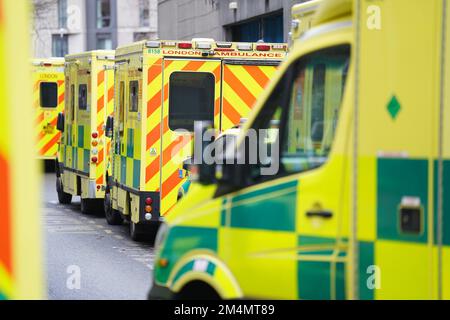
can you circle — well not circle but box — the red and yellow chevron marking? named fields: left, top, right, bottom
left=0, top=153, right=13, bottom=298
left=96, top=67, right=115, bottom=186
left=34, top=74, right=65, bottom=159
left=221, top=64, right=278, bottom=131
left=144, top=58, right=163, bottom=193
left=160, top=59, right=221, bottom=215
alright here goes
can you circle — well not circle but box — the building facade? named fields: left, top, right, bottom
left=32, top=0, right=158, bottom=58
left=157, top=0, right=309, bottom=43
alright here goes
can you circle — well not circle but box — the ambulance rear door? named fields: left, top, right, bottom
left=160, top=58, right=222, bottom=215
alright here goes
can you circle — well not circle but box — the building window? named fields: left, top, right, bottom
left=229, top=11, right=284, bottom=43
left=96, top=0, right=111, bottom=28
left=52, top=34, right=68, bottom=57
left=139, top=0, right=150, bottom=27
left=96, top=34, right=113, bottom=49
left=169, top=72, right=215, bottom=131
left=58, top=0, right=68, bottom=28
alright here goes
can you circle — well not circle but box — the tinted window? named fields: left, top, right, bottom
left=129, top=80, right=139, bottom=112
left=169, top=72, right=215, bottom=131
left=70, top=84, right=75, bottom=121
left=79, top=84, right=88, bottom=110
left=281, top=45, right=350, bottom=174
left=40, top=82, right=58, bottom=108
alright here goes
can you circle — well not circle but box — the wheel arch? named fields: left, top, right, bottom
left=167, top=253, right=243, bottom=300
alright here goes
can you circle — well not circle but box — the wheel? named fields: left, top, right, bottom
left=130, top=221, right=145, bottom=242
left=104, top=192, right=123, bottom=225
left=80, top=198, right=103, bottom=215
left=56, top=176, right=72, bottom=205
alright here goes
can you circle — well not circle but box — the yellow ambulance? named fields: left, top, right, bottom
left=290, top=0, right=322, bottom=45
left=32, top=58, right=65, bottom=160
left=56, top=51, right=115, bottom=214
left=0, top=1, right=44, bottom=299
left=104, top=39, right=287, bottom=240
left=149, top=0, right=450, bottom=300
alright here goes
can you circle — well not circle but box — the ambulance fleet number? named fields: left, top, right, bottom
left=217, top=304, right=275, bottom=316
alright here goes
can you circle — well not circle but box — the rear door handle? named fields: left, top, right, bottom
left=306, top=210, right=333, bottom=219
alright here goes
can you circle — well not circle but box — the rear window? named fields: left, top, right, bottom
left=40, top=82, right=58, bottom=108
left=129, top=80, right=139, bottom=112
left=169, top=72, right=215, bottom=131
left=79, top=84, right=88, bottom=110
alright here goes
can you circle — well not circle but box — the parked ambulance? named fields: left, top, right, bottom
left=56, top=51, right=115, bottom=214
left=32, top=58, right=65, bottom=161
left=0, top=1, right=44, bottom=299
left=149, top=0, right=450, bottom=300
left=104, top=39, right=287, bottom=240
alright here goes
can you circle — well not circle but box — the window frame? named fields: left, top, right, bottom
left=96, top=0, right=111, bottom=29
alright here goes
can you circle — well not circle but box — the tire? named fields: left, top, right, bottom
left=130, top=221, right=145, bottom=242
left=104, top=192, right=123, bottom=225
left=56, top=176, right=72, bottom=205
left=81, top=198, right=103, bottom=215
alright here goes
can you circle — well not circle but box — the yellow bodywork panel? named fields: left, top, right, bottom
left=0, top=1, right=44, bottom=299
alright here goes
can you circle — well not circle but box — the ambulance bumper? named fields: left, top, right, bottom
left=148, top=282, right=174, bottom=300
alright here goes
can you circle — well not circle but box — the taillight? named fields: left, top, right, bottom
left=145, top=197, right=153, bottom=205
left=256, top=44, right=271, bottom=51
left=91, top=156, right=98, bottom=164
left=92, top=132, right=98, bottom=139
left=178, top=42, right=192, bottom=49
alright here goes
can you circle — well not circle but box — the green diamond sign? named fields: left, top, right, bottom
left=387, top=95, right=401, bottom=120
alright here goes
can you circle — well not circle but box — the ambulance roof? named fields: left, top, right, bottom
left=65, top=50, right=115, bottom=62
left=31, top=57, right=65, bottom=67
left=115, top=39, right=288, bottom=60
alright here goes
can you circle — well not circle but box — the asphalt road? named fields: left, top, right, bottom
left=43, top=172, right=156, bottom=300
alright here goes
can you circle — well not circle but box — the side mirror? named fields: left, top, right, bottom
left=106, top=116, right=114, bottom=138
left=191, top=120, right=215, bottom=185
left=183, top=157, right=192, bottom=172
left=57, top=112, right=65, bottom=132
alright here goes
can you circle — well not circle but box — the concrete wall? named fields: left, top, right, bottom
left=158, top=0, right=308, bottom=42
left=116, top=0, right=158, bottom=46
left=32, top=0, right=86, bottom=57
left=86, top=0, right=118, bottom=50
left=158, top=0, right=223, bottom=41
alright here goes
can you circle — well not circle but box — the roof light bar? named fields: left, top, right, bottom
left=272, top=44, right=287, bottom=50
left=178, top=42, right=193, bottom=49
left=146, top=41, right=161, bottom=48
left=256, top=44, right=271, bottom=51
left=196, top=42, right=212, bottom=50
left=237, top=43, right=252, bottom=51
left=163, top=41, right=177, bottom=47
left=216, top=42, right=232, bottom=48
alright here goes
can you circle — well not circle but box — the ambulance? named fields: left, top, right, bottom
left=32, top=58, right=65, bottom=161
left=56, top=51, right=115, bottom=214
left=104, top=39, right=287, bottom=240
left=0, top=1, right=44, bottom=299
left=289, top=0, right=322, bottom=45
left=149, top=0, right=450, bottom=300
